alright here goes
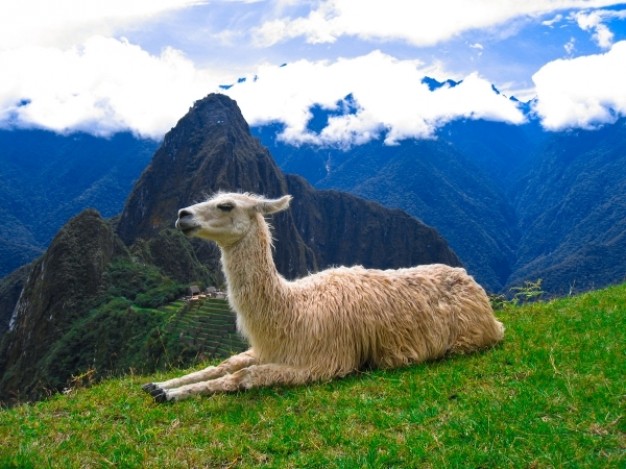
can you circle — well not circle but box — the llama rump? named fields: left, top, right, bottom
left=142, top=192, right=504, bottom=403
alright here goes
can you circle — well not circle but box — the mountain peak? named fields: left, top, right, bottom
left=181, top=93, right=250, bottom=135
left=116, top=93, right=459, bottom=279
left=117, top=93, right=287, bottom=245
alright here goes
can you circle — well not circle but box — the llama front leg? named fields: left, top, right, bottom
left=142, top=349, right=257, bottom=401
left=157, top=364, right=315, bottom=403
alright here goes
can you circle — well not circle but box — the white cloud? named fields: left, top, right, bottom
left=564, top=37, right=577, bottom=55
left=0, top=0, right=207, bottom=49
left=575, top=10, right=613, bottom=48
left=542, top=14, right=564, bottom=27
left=532, top=40, right=626, bottom=129
left=253, top=0, right=626, bottom=47
left=225, top=51, right=526, bottom=146
left=0, top=36, right=221, bottom=137
left=0, top=1, right=220, bottom=137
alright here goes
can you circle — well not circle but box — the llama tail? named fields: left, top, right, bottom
left=495, top=319, right=505, bottom=341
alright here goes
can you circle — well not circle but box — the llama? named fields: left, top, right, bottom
left=142, top=192, right=504, bottom=403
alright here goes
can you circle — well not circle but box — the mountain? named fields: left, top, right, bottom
left=0, top=210, right=129, bottom=401
left=435, top=118, right=546, bottom=194
left=255, top=112, right=626, bottom=295
left=3, top=90, right=625, bottom=297
left=256, top=127, right=519, bottom=292
left=117, top=94, right=459, bottom=278
left=0, top=129, right=157, bottom=278
left=511, top=119, right=626, bottom=294
left=0, top=94, right=460, bottom=404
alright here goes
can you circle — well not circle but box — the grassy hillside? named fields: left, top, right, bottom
left=1, top=284, right=624, bottom=468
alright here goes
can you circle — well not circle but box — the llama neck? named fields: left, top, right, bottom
left=220, top=216, right=285, bottom=312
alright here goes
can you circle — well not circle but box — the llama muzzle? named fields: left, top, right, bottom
left=175, top=213, right=198, bottom=236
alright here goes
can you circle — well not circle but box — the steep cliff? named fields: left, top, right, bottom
left=117, top=94, right=460, bottom=279
left=0, top=210, right=128, bottom=402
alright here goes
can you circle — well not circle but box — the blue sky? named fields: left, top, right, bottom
left=1, top=1, right=625, bottom=145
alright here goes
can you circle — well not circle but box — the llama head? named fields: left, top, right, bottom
left=175, top=192, right=292, bottom=246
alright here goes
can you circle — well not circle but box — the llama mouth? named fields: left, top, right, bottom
left=176, top=219, right=199, bottom=236
left=179, top=226, right=199, bottom=236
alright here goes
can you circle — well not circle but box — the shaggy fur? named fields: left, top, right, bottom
left=142, top=192, right=504, bottom=402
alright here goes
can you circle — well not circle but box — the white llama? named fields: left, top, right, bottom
left=142, top=192, right=504, bottom=402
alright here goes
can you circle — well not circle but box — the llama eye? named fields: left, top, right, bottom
left=217, top=203, right=234, bottom=212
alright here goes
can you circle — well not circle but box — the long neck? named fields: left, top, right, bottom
left=219, top=214, right=285, bottom=315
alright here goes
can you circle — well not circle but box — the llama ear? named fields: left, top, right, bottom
left=258, top=195, right=292, bottom=215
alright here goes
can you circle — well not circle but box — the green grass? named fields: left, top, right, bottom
left=1, top=284, right=624, bottom=468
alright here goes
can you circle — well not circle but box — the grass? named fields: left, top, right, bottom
left=1, top=284, right=624, bottom=468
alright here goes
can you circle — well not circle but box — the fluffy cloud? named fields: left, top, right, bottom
left=0, top=36, right=219, bottom=137
left=574, top=8, right=626, bottom=48
left=226, top=51, right=526, bottom=146
left=0, top=1, right=218, bottom=137
left=253, top=0, right=625, bottom=47
left=532, top=40, right=626, bottom=130
left=0, top=0, right=207, bottom=49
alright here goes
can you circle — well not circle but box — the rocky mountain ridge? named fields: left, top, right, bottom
left=117, top=94, right=459, bottom=278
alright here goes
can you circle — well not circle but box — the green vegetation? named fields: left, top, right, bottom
left=40, top=291, right=246, bottom=392
left=105, top=259, right=188, bottom=308
left=1, top=283, right=624, bottom=467
left=489, top=278, right=545, bottom=310
left=5, top=258, right=243, bottom=402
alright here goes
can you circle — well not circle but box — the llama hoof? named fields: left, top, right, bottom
left=153, top=390, right=171, bottom=403
left=142, top=383, right=171, bottom=403
left=141, top=382, right=158, bottom=394
left=143, top=384, right=171, bottom=403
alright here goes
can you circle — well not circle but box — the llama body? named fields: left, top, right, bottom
left=143, top=192, right=504, bottom=402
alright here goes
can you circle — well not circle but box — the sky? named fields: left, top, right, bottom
left=1, top=0, right=626, bottom=146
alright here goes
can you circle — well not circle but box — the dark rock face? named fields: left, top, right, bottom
left=0, top=210, right=128, bottom=402
left=117, top=94, right=461, bottom=279
left=286, top=177, right=460, bottom=270
left=0, top=265, right=30, bottom=337
left=116, top=94, right=317, bottom=279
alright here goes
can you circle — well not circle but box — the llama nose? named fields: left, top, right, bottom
left=176, top=209, right=197, bottom=233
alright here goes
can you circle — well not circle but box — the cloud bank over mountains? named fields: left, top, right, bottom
left=1, top=1, right=625, bottom=144
left=226, top=52, right=526, bottom=146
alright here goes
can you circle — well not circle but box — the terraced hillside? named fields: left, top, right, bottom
left=163, top=298, right=247, bottom=361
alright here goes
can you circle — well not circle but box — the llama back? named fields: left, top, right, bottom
left=419, top=264, right=504, bottom=353
left=278, top=263, right=503, bottom=374
left=362, top=263, right=504, bottom=366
